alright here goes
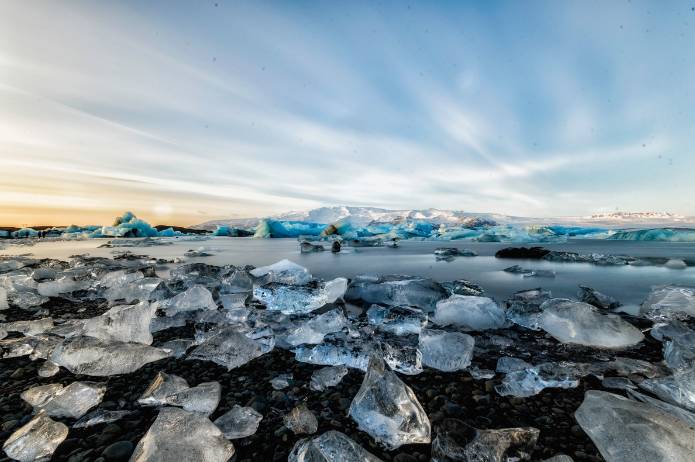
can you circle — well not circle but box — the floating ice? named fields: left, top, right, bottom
left=367, top=305, right=427, bottom=336
left=254, top=278, right=347, bottom=315
left=638, top=368, right=695, bottom=412
left=285, top=309, right=348, bottom=346
left=50, top=335, right=170, bottom=376
left=301, top=241, right=325, bottom=253
left=213, top=405, right=263, bottom=440
left=433, top=295, right=507, bottom=330
left=310, top=366, right=349, bottom=391
left=250, top=259, right=312, bottom=285
left=284, top=403, right=319, bottom=435
left=665, top=259, right=688, bottom=269
left=288, top=431, right=383, bottom=462
left=345, top=275, right=447, bottom=313
left=158, top=285, right=218, bottom=316
left=21, top=381, right=106, bottom=419
left=434, top=247, right=477, bottom=258
left=641, top=285, right=695, bottom=321
left=575, top=390, right=695, bottom=462
left=188, top=327, right=268, bottom=370
left=539, top=299, right=643, bottom=348
left=130, top=407, right=235, bottom=462
left=431, top=419, right=539, bottom=462
left=82, top=301, right=156, bottom=344
left=348, top=357, right=430, bottom=449
left=2, top=412, right=69, bottom=462
left=418, top=329, right=474, bottom=372
left=441, top=279, right=485, bottom=297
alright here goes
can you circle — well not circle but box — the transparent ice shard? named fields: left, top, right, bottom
left=433, top=295, right=507, bottom=331
left=575, top=390, right=695, bottom=462
left=38, top=360, right=60, bottom=377
left=367, top=305, right=427, bottom=336
left=310, top=366, right=349, bottom=391
left=2, top=412, right=69, bottom=462
left=2, top=317, right=54, bottom=336
left=254, top=279, right=347, bottom=315
left=213, top=405, right=263, bottom=439
left=284, top=403, right=319, bottom=435
left=638, top=368, right=695, bottom=412
left=345, top=275, right=447, bottom=313
left=539, top=299, right=643, bottom=348
left=165, top=381, right=221, bottom=416
left=82, top=301, right=156, bottom=344
left=73, top=409, right=132, bottom=428
left=627, top=389, right=695, bottom=427
left=419, top=329, right=474, bottom=372
left=578, top=285, right=621, bottom=310
left=250, top=259, right=312, bottom=285
left=159, top=339, right=194, bottom=358
left=188, top=327, right=267, bottom=370
left=294, top=338, right=373, bottom=371
left=285, top=309, right=348, bottom=346
left=288, top=431, right=383, bottom=462
left=130, top=407, right=235, bottom=462
left=50, top=336, right=170, bottom=376
left=348, top=357, right=430, bottom=449
left=21, top=381, right=106, bottom=419
left=641, top=285, right=695, bottom=321
left=158, top=285, right=218, bottom=316
left=495, top=361, right=581, bottom=398
left=138, top=372, right=190, bottom=406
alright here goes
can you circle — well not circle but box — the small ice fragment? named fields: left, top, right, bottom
left=82, top=301, right=156, bottom=344
left=638, top=368, right=695, bottom=412
left=641, top=285, right=695, bottom=321
left=2, top=412, right=68, bottom=462
left=578, top=285, right=621, bottom=310
left=188, top=327, right=268, bottom=370
left=250, top=259, right=312, bottom=285
left=213, top=405, right=263, bottom=439
left=270, top=373, right=292, bottom=390
left=165, top=381, right=221, bottom=416
left=289, top=431, right=383, bottom=462
left=1, top=318, right=54, bottom=336
left=665, top=259, right=687, bottom=270
left=433, top=295, right=507, bottom=330
left=73, top=409, right=132, bottom=428
left=310, top=366, right=348, bottom=391
left=348, top=357, right=430, bottom=449
left=38, top=360, right=60, bottom=377
left=345, top=275, right=447, bottom=313
left=285, top=309, right=347, bottom=346
left=419, top=329, right=474, bottom=372
left=138, top=372, right=190, bottom=406
left=21, top=381, right=106, bottom=419
left=284, top=403, right=318, bottom=435
left=159, top=285, right=218, bottom=316
left=367, top=305, right=427, bottom=336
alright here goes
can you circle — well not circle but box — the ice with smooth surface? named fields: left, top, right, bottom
left=345, top=275, right=447, bottom=313
left=310, top=366, right=349, bottom=391
left=21, top=381, right=106, bottom=419
left=285, top=309, right=347, bottom=346
left=2, top=412, right=69, bottom=462
left=641, top=285, right=695, bottom=321
left=294, top=339, right=372, bottom=371
left=627, top=389, right=695, bottom=427
left=288, top=431, right=383, bottom=462
left=38, top=360, right=60, bottom=377
left=130, top=407, right=235, bottom=462
left=638, top=368, right=695, bottom=412
left=539, top=299, right=644, bottom=348
left=165, top=381, right=221, bottom=415
left=284, top=403, right=319, bottom=435
left=1, top=318, right=54, bottom=336
left=82, top=301, right=156, bottom=344
left=433, top=295, right=507, bottom=330
left=73, top=409, right=132, bottom=428
left=158, top=285, right=217, bottom=316
left=188, top=327, right=267, bottom=370
left=254, top=278, right=347, bottom=315
left=495, top=362, right=581, bottom=397
left=250, top=259, right=312, bottom=285
left=348, top=357, right=430, bottom=449
left=578, top=286, right=621, bottom=310
left=575, top=390, right=695, bottom=462
left=50, top=335, right=170, bottom=376
left=418, top=329, right=474, bottom=372
left=367, top=305, right=427, bottom=336
left=504, top=288, right=552, bottom=330
left=138, top=372, right=190, bottom=406
left=213, top=405, right=263, bottom=440
left=37, top=276, right=89, bottom=297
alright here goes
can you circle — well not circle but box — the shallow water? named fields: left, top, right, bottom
left=2, top=237, right=694, bottom=306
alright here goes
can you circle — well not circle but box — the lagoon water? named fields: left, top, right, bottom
left=3, top=237, right=695, bottom=308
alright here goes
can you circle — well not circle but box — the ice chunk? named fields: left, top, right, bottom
left=73, top=409, right=131, bottom=428
left=130, top=407, right=235, bottom=462
left=505, top=288, right=551, bottom=330
left=0, top=286, right=8, bottom=310
left=431, top=419, right=539, bottom=462
left=345, top=275, right=447, bottom=313
left=159, top=339, right=194, bottom=358
left=300, top=241, right=325, bottom=253
left=348, top=357, right=430, bottom=449
left=627, top=389, right=695, bottom=427
left=289, top=431, right=383, bottom=462
left=441, top=279, right=484, bottom=297
left=367, top=305, right=427, bottom=336
left=381, top=340, right=423, bottom=375
left=665, top=259, right=688, bottom=270
left=250, top=259, right=312, bottom=285
left=188, top=327, right=267, bottom=370
left=544, top=455, right=574, bottom=462
left=21, top=381, right=105, bottom=419
left=2, top=412, right=69, bottom=462
left=165, top=381, right=221, bottom=415
left=495, top=361, right=581, bottom=397
left=294, top=338, right=372, bottom=371
left=578, top=285, right=621, bottom=310
left=138, top=372, right=190, bottom=406
left=285, top=309, right=348, bottom=346
left=434, top=247, right=477, bottom=259
left=575, top=390, right=695, bottom=462
left=82, top=301, right=156, bottom=344
left=38, top=360, right=60, bottom=377
left=433, top=295, right=507, bottom=330
left=284, top=403, right=319, bottom=435
left=539, top=299, right=643, bottom=348
left=419, top=329, right=474, bottom=372
left=50, top=336, right=170, bottom=376
left=641, top=285, right=695, bottom=321
left=254, top=278, right=347, bottom=315
left=159, top=285, right=217, bottom=316
left=310, top=366, right=349, bottom=391
left=638, top=368, right=695, bottom=412
left=270, top=373, right=292, bottom=390
left=37, top=276, right=90, bottom=297
left=213, top=405, right=263, bottom=439
left=2, top=317, right=54, bottom=336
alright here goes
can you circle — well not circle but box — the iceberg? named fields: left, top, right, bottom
left=348, top=357, right=430, bottom=449
left=418, top=329, right=474, bottom=372
left=254, top=219, right=326, bottom=238
left=608, top=228, right=695, bottom=242
left=213, top=405, right=263, bottom=439
left=433, top=295, right=507, bottom=330
left=130, top=407, right=235, bottom=462
left=288, top=431, right=383, bottom=462
left=539, top=299, right=644, bottom=348
left=575, top=390, right=695, bottom=462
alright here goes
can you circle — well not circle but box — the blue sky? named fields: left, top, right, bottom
left=1, top=0, right=694, bottom=225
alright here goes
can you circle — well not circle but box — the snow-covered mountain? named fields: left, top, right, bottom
left=194, top=206, right=695, bottom=230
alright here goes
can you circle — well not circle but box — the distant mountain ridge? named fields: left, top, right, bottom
left=194, top=206, right=695, bottom=230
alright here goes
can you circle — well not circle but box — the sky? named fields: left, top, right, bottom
left=1, top=0, right=694, bottom=227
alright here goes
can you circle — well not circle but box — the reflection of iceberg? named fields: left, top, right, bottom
left=608, top=228, right=695, bottom=242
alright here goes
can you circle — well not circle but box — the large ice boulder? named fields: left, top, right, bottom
left=433, top=295, right=507, bottom=330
